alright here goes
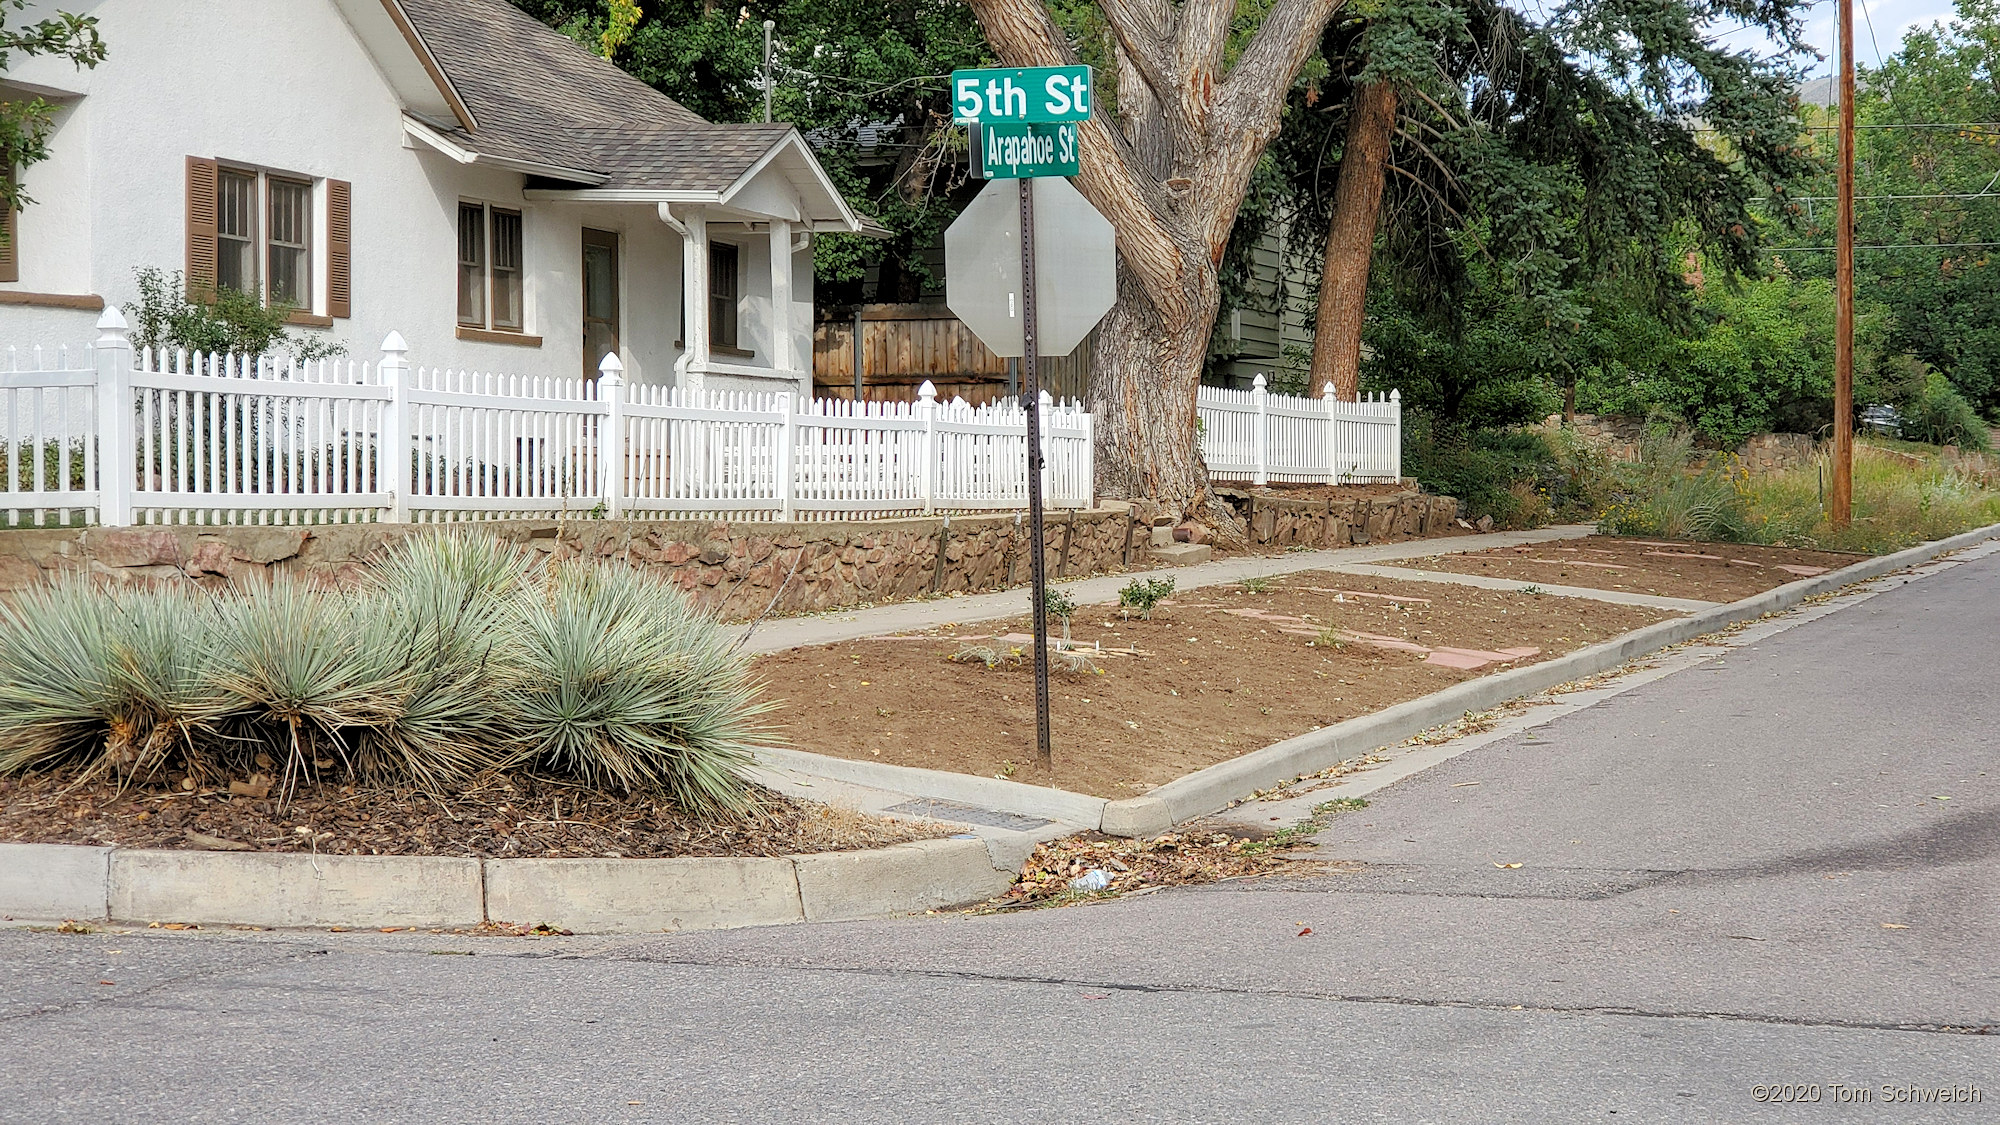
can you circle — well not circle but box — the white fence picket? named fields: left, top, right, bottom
left=6, top=321, right=1400, bottom=528
left=1197, top=377, right=1402, bottom=484
left=1, top=343, right=98, bottom=527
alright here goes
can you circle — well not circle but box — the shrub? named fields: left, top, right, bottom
left=0, top=535, right=768, bottom=812
left=1404, top=419, right=1608, bottom=529
left=353, top=534, right=525, bottom=789
left=495, top=562, right=765, bottom=811
left=125, top=266, right=346, bottom=362
left=0, top=580, right=229, bottom=781
left=1596, top=430, right=1757, bottom=542
left=1118, top=576, right=1175, bottom=618
left=1898, top=374, right=1990, bottom=451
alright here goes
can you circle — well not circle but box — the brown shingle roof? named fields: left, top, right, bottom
left=394, top=0, right=805, bottom=196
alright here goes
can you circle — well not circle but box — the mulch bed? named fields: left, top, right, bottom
left=756, top=571, right=1668, bottom=799
left=0, top=770, right=951, bottom=859
left=1391, top=535, right=1867, bottom=603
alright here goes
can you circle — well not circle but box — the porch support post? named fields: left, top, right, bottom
left=769, top=218, right=796, bottom=394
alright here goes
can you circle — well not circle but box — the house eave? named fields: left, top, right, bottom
left=403, top=116, right=608, bottom=185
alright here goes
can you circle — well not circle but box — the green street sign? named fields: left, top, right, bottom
left=974, top=122, right=1080, bottom=179
left=951, top=65, right=1093, bottom=123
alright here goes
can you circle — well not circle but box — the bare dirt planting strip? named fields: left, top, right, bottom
left=740, top=524, right=1598, bottom=654
left=1380, top=535, right=1868, bottom=604
left=756, top=571, right=1669, bottom=800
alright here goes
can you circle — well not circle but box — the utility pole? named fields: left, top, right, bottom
left=762, top=20, right=776, bottom=123
left=1832, top=0, right=1855, bottom=527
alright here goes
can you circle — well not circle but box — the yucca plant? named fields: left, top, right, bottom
left=208, top=580, right=405, bottom=798
left=351, top=534, right=526, bottom=789
left=495, top=561, right=765, bottom=811
left=0, top=579, right=231, bottom=780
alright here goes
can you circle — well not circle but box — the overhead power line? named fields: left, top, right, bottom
left=1771, top=240, right=2000, bottom=251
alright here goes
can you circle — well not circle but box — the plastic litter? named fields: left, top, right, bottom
left=1068, top=868, right=1111, bottom=892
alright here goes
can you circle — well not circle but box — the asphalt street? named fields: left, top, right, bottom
left=4, top=546, right=1997, bottom=1123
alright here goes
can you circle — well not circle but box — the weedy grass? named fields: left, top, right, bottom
left=1598, top=433, right=2000, bottom=554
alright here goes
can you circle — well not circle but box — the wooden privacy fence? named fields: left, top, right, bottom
left=813, top=303, right=1091, bottom=404
left=0, top=309, right=1096, bottom=528
left=1199, top=375, right=1402, bottom=484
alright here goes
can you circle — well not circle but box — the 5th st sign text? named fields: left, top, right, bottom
left=951, top=66, right=1093, bottom=124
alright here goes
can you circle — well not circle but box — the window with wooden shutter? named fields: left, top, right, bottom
left=0, top=167, right=17, bottom=284
left=326, top=179, right=351, bottom=318
left=185, top=157, right=219, bottom=300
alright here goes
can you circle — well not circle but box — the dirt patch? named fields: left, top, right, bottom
left=757, top=572, right=1669, bottom=799
left=0, top=771, right=951, bottom=859
left=1389, top=536, right=1867, bottom=603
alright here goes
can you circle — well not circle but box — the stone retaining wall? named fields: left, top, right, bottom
left=0, top=510, right=1144, bottom=620
left=0, top=491, right=1469, bottom=618
left=1231, top=491, right=1461, bottom=550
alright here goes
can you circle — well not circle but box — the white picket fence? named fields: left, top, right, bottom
left=1199, top=375, right=1401, bottom=485
left=0, top=310, right=1095, bottom=528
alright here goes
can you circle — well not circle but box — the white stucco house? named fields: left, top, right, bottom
left=0, top=0, right=864, bottom=397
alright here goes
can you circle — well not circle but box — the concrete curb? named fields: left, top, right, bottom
left=1099, top=521, right=2000, bottom=834
left=0, top=833, right=1024, bottom=936
left=751, top=745, right=1107, bottom=827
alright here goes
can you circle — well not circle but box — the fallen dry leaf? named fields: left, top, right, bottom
left=1493, top=862, right=1522, bottom=869
left=1297, top=927, right=1313, bottom=937
left=1882, top=923, right=1909, bottom=929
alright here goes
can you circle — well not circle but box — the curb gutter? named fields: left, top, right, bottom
left=0, top=835, right=1015, bottom=936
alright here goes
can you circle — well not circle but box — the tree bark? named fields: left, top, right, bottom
left=965, top=0, right=1345, bottom=528
left=1312, top=79, right=1396, bottom=401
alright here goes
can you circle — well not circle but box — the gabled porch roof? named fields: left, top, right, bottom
left=345, top=0, right=866, bottom=231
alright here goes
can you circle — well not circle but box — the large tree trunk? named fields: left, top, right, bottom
left=1312, top=79, right=1397, bottom=401
left=1089, top=269, right=1214, bottom=501
left=966, top=0, right=1345, bottom=528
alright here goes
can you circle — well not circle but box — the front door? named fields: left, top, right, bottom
left=582, top=228, right=620, bottom=379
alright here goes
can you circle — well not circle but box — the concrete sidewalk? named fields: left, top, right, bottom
left=738, top=523, right=1595, bottom=653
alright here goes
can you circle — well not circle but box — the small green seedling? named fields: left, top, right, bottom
left=1118, top=576, right=1176, bottom=619
left=1310, top=626, right=1345, bottom=650
left=1520, top=584, right=1546, bottom=596
left=1239, top=576, right=1271, bottom=594
left=1044, top=586, right=1077, bottom=648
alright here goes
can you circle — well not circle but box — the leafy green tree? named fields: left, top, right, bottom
left=0, top=0, right=105, bottom=216
left=1237, top=0, right=1817, bottom=421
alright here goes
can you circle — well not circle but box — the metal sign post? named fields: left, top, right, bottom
left=1016, top=176, right=1052, bottom=770
left=945, top=65, right=1110, bottom=775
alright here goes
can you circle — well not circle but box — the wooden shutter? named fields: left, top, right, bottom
left=185, top=156, right=219, bottom=300
left=0, top=169, right=17, bottom=284
left=326, top=178, right=351, bottom=318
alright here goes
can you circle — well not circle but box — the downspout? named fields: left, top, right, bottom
left=659, top=203, right=696, bottom=385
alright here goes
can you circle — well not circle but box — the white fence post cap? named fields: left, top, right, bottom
left=598, top=352, right=625, bottom=379
left=1390, top=388, right=1401, bottom=401
left=1253, top=372, right=1266, bottom=390
left=918, top=379, right=937, bottom=400
left=1323, top=382, right=1337, bottom=397
left=380, top=331, right=409, bottom=354
left=95, top=306, right=129, bottom=333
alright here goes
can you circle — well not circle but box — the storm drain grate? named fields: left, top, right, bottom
left=884, top=799, right=1053, bottom=832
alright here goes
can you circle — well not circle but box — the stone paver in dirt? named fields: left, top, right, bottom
left=757, top=570, right=1667, bottom=799
left=1379, top=534, right=1866, bottom=603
